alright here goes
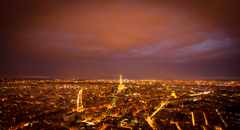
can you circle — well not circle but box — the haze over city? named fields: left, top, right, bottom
left=1, top=0, right=240, bottom=80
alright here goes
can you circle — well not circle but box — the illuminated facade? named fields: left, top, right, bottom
left=77, top=89, right=83, bottom=112
left=191, top=111, right=195, bottom=126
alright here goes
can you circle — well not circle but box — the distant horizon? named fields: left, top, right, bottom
left=1, top=75, right=240, bottom=81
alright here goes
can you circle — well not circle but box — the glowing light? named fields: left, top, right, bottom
left=105, top=97, right=117, bottom=116
left=117, top=75, right=125, bottom=93
left=77, top=89, right=83, bottom=112
left=148, top=91, right=177, bottom=124
left=24, top=123, right=29, bottom=126
left=203, top=112, right=208, bottom=126
left=216, top=109, right=228, bottom=127
left=171, top=91, right=177, bottom=98
left=175, top=122, right=181, bottom=130
left=191, top=111, right=195, bottom=126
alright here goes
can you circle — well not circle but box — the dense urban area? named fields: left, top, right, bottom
left=1, top=76, right=240, bottom=130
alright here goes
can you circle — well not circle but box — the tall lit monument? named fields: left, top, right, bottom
left=117, top=75, right=125, bottom=93
left=120, top=75, right=123, bottom=85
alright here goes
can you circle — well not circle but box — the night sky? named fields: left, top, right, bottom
left=1, top=0, right=240, bottom=80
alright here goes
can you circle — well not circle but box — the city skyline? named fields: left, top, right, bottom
left=1, top=0, right=240, bottom=80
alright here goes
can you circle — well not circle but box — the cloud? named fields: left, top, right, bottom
left=0, top=0, right=240, bottom=79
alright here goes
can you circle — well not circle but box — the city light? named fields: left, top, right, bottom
left=0, top=78, right=238, bottom=129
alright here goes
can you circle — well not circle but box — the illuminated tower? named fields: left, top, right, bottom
left=120, top=75, right=123, bottom=85
left=77, top=89, right=83, bottom=112
left=117, top=75, right=125, bottom=93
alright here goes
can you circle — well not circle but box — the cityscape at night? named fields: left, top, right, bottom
left=1, top=77, right=240, bottom=129
left=1, top=0, right=240, bottom=130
